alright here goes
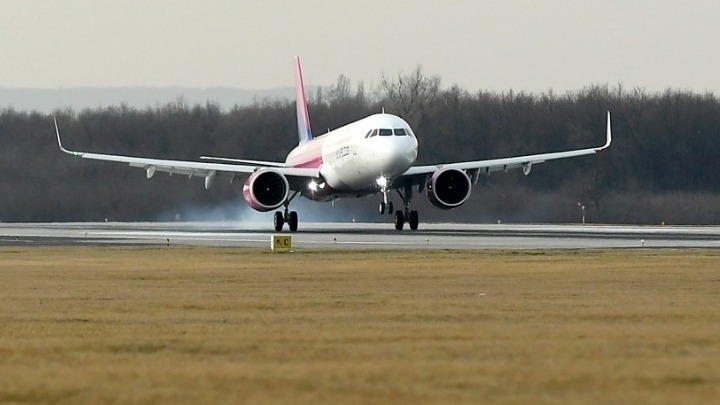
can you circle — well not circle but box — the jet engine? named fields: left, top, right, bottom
left=426, top=168, right=472, bottom=210
left=242, top=169, right=289, bottom=212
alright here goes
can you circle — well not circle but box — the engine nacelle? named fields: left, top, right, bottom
left=242, top=169, right=289, bottom=212
left=426, top=168, right=472, bottom=210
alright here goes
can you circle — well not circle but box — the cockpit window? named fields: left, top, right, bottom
left=379, top=128, right=393, bottom=136
left=365, top=129, right=372, bottom=138
left=394, top=128, right=407, bottom=136
left=370, top=129, right=378, bottom=137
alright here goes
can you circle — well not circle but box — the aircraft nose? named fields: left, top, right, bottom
left=378, top=136, right=417, bottom=174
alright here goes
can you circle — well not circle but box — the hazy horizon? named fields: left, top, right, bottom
left=3, top=81, right=712, bottom=114
left=0, top=86, right=300, bottom=113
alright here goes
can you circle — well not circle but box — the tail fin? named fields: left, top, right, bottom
left=295, top=56, right=313, bottom=144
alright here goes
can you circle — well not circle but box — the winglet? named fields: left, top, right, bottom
left=54, top=117, right=80, bottom=156
left=598, top=111, right=612, bottom=151
left=294, top=56, right=313, bottom=144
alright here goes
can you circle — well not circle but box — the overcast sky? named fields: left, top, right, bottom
left=2, top=0, right=719, bottom=93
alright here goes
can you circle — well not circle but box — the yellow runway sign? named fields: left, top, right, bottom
left=271, top=234, right=292, bottom=251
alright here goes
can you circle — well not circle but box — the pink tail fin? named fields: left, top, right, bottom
left=295, top=56, right=312, bottom=144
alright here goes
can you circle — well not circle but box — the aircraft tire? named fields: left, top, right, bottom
left=288, top=211, right=298, bottom=232
left=394, top=210, right=405, bottom=230
left=409, top=210, right=419, bottom=230
left=274, top=211, right=284, bottom=231
left=379, top=201, right=386, bottom=215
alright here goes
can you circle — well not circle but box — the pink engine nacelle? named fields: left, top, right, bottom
left=426, top=168, right=472, bottom=210
left=242, top=169, right=290, bottom=212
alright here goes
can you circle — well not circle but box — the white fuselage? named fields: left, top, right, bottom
left=285, top=113, right=418, bottom=193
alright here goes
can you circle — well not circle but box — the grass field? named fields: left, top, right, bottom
left=0, top=247, right=718, bottom=404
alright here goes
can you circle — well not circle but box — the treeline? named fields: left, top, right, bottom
left=0, top=70, right=719, bottom=224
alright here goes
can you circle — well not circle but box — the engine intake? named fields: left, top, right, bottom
left=242, top=169, right=289, bottom=212
left=426, top=168, right=472, bottom=210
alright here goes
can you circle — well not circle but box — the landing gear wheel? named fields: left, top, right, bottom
left=379, top=201, right=386, bottom=215
left=394, top=210, right=405, bottom=230
left=288, top=211, right=298, bottom=232
left=274, top=211, right=284, bottom=231
left=388, top=202, right=394, bottom=215
left=409, top=210, right=419, bottom=230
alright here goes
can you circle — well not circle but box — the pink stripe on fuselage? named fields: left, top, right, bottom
left=292, top=156, right=324, bottom=168
left=285, top=135, right=325, bottom=168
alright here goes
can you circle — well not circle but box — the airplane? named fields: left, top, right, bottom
left=54, top=57, right=612, bottom=232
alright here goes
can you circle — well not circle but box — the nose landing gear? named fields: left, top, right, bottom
left=379, top=200, right=394, bottom=215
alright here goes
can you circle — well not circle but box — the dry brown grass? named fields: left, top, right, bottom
left=0, top=247, right=718, bottom=404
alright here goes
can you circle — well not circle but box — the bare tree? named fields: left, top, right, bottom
left=379, top=65, right=441, bottom=130
left=327, top=74, right=353, bottom=105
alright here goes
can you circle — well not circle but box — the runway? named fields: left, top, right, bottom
left=1, top=222, right=719, bottom=249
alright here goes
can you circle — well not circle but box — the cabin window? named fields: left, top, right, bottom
left=379, top=128, right=393, bottom=136
left=393, top=128, right=407, bottom=136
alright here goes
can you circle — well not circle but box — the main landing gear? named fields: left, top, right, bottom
left=274, top=192, right=299, bottom=232
left=394, top=209, right=419, bottom=231
left=380, top=184, right=419, bottom=231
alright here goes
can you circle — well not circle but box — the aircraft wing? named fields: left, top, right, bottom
left=398, top=111, right=612, bottom=181
left=54, top=118, right=319, bottom=189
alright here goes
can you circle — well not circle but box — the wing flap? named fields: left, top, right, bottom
left=199, top=156, right=287, bottom=167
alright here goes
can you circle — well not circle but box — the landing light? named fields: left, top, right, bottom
left=376, top=175, right=388, bottom=188
left=308, top=179, right=325, bottom=192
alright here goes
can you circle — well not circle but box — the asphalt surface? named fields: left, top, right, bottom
left=1, top=222, right=719, bottom=249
